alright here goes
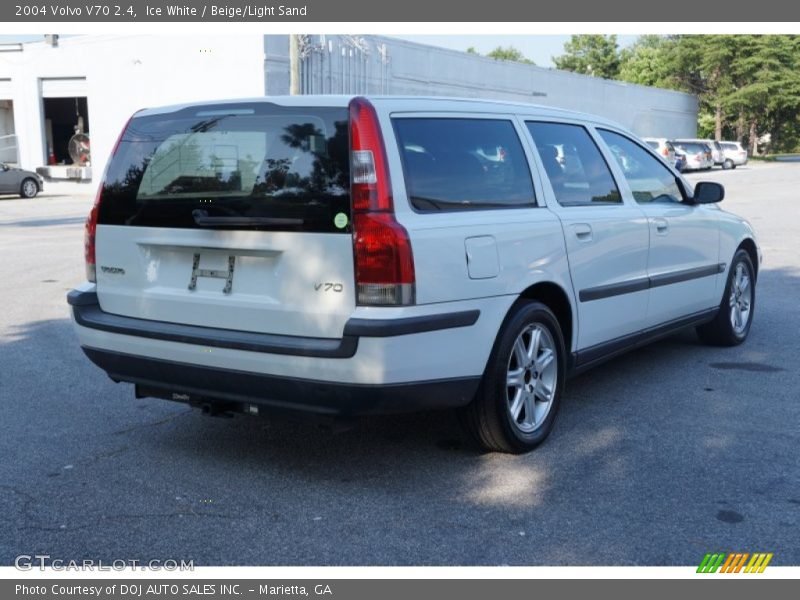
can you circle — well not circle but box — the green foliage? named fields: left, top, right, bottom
left=555, top=34, right=800, bottom=153
left=617, top=35, right=682, bottom=89
left=697, top=111, right=716, bottom=139
left=553, top=35, right=620, bottom=79
left=482, top=45, right=535, bottom=65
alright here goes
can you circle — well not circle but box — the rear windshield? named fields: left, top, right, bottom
left=676, top=143, right=707, bottom=154
left=98, top=104, right=351, bottom=233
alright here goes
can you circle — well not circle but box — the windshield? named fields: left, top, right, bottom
left=98, top=103, right=351, bottom=233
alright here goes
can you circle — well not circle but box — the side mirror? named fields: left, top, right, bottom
left=0, top=163, right=8, bottom=171
left=693, top=181, right=724, bottom=204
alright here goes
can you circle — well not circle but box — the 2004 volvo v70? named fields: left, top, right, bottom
left=68, top=96, right=760, bottom=453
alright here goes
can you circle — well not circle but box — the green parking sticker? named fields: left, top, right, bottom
left=334, top=212, right=349, bottom=229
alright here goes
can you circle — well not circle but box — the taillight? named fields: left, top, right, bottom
left=349, top=97, right=415, bottom=306
left=662, top=148, right=669, bottom=157
left=85, top=113, right=135, bottom=283
left=84, top=186, right=101, bottom=282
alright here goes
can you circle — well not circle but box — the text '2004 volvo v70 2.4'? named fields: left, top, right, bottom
left=68, top=96, right=760, bottom=453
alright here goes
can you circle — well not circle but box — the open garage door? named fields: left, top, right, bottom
left=40, top=77, right=90, bottom=168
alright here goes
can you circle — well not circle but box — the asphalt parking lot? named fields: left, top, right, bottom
left=1, top=162, right=798, bottom=566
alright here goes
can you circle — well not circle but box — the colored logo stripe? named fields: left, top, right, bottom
left=744, top=553, right=773, bottom=573
left=720, top=553, right=749, bottom=573
left=697, top=552, right=773, bottom=573
left=697, top=553, right=725, bottom=573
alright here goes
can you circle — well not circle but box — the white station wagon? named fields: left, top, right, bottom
left=69, top=96, right=760, bottom=453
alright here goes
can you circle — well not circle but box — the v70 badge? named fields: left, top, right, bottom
left=188, top=254, right=236, bottom=294
left=314, top=282, right=343, bottom=292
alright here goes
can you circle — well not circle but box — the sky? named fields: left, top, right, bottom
left=0, top=34, right=640, bottom=67
left=394, top=35, right=639, bottom=67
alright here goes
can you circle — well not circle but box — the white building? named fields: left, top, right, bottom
left=0, top=34, right=267, bottom=183
left=0, top=34, right=698, bottom=189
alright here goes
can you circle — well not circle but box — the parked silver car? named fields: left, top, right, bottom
left=720, top=141, right=748, bottom=169
left=673, top=141, right=714, bottom=171
left=676, top=138, right=724, bottom=166
left=642, top=137, right=678, bottom=168
left=0, top=163, right=43, bottom=198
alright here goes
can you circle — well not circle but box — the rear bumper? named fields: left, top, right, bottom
left=82, top=347, right=479, bottom=416
left=68, top=288, right=489, bottom=415
left=68, top=289, right=479, bottom=359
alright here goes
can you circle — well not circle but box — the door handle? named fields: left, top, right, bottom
left=571, top=223, right=593, bottom=242
left=652, top=217, right=669, bottom=234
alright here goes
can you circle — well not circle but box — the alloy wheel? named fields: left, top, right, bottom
left=506, top=323, right=558, bottom=433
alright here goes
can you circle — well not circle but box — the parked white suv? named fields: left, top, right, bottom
left=69, top=96, right=761, bottom=453
left=720, top=141, right=749, bottom=168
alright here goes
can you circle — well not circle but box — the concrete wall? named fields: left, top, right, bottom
left=0, top=35, right=267, bottom=178
left=265, top=35, right=698, bottom=139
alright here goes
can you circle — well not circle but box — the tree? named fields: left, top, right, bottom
left=618, top=35, right=677, bottom=89
left=465, top=45, right=535, bottom=65
left=666, top=35, right=740, bottom=141
left=475, top=34, right=800, bottom=153
left=617, top=35, right=800, bottom=150
left=553, top=35, right=620, bottom=79
left=486, top=45, right=534, bottom=64
left=724, top=35, right=800, bottom=153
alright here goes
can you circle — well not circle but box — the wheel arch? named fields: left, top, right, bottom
left=516, top=281, right=575, bottom=355
left=737, top=237, right=759, bottom=280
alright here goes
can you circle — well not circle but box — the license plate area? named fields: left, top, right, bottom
left=188, top=253, right=236, bottom=294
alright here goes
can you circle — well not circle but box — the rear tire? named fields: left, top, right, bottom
left=461, top=301, right=566, bottom=453
left=696, top=249, right=755, bottom=346
left=20, top=178, right=39, bottom=199
left=722, top=159, right=734, bottom=170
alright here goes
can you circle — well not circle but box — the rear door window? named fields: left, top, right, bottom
left=598, top=129, right=684, bottom=205
left=526, top=122, right=622, bottom=207
left=392, top=118, right=535, bottom=212
left=98, top=103, right=350, bottom=233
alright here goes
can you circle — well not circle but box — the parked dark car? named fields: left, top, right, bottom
left=0, top=163, right=43, bottom=198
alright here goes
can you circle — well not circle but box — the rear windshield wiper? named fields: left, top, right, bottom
left=191, top=209, right=304, bottom=227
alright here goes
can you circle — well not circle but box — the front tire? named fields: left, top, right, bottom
left=20, top=178, right=39, bottom=198
left=461, top=301, right=566, bottom=453
left=696, top=249, right=755, bottom=346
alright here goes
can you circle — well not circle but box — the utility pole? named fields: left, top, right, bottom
left=289, top=34, right=301, bottom=95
